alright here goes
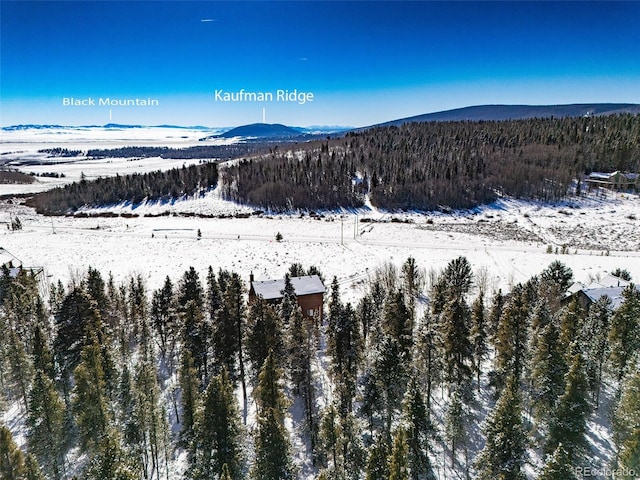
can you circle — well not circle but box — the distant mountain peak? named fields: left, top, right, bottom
left=219, top=123, right=304, bottom=139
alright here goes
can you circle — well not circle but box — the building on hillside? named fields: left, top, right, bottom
left=564, top=273, right=631, bottom=311
left=586, top=171, right=639, bottom=192
left=249, top=274, right=325, bottom=320
left=0, top=247, right=44, bottom=279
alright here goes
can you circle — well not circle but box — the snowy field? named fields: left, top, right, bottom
left=0, top=125, right=235, bottom=194
left=1, top=192, right=640, bottom=305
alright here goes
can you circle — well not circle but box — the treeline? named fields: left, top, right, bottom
left=25, top=162, right=219, bottom=215
left=224, top=114, right=640, bottom=210
left=38, top=148, right=83, bottom=157
left=1, top=258, right=639, bottom=479
left=222, top=151, right=367, bottom=211
left=87, top=144, right=267, bottom=160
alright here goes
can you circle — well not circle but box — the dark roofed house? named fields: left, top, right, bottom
left=249, top=274, right=325, bottom=320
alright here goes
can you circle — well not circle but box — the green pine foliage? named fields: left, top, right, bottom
left=388, top=426, right=410, bottom=480
left=27, top=371, right=66, bottom=480
left=72, top=338, right=110, bottom=451
left=246, top=299, right=285, bottom=379
left=538, top=444, right=577, bottom=480
left=365, top=435, right=391, bottom=480
left=608, top=284, right=640, bottom=381
left=529, top=300, right=567, bottom=427
left=546, top=352, right=591, bottom=462
left=492, top=284, right=530, bottom=392
left=27, top=162, right=219, bottom=215
left=0, top=424, right=27, bottom=480
left=474, top=377, right=527, bottom=480
left=580, top=295, right=612, bottom=406
left=402, top=378, right=436, bottom=480
left=191, top=369, right=244, bottom=480
left=612, top=357, right=640, bottom=473
left=252, top=351, right=295, bottom=480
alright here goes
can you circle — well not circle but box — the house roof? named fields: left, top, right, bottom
left=251, top=275, right=325, bottom=300
left=581, top=286, right=626, bottom=310
left=588, top=172, right=615, bottom=180
left=0, top=247, right=22, bottom=269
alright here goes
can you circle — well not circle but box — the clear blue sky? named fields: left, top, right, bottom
left=1, top=1, right=639, bottom=127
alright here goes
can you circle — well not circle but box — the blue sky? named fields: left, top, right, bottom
left=1, top=1, right=639, bottom=127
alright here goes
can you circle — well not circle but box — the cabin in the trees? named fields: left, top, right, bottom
left=565, top=273, right=630, bottom=310
left=249, top=274, right=325, bottom=320
left=0, top=247, right=44, bottom=279
left=586, top=171, right=639, bottom=192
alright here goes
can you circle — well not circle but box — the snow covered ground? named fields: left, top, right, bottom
left=1, top=191, right=639, bottom=306
left=2, top=126, right=640, bottom=479
left=0, top=125, right=235, bottom=194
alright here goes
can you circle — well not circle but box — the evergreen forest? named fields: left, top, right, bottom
left=1, top=258, right=639, bottom=479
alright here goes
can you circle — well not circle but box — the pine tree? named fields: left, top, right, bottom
left=401, top=256, right=424, bottom=330
left=612, top=357, right=640, bottom=473
left=213, top=272, right=241, bottom=380
left=178, top=267, right=208, bottom=383
left=402, top=378, right=436, bottom=480
left=370, top=335, right=409, bottom=437
left=388, top=426, right=410, bottom=480
left=558, top=297, right=585, bottom=357
left=540, top=261, right=574, bottom=297
left=416, top=312, right=443, bottom=412
left=83, top=429, right=139, bottom=480
left=487, top=288, right=504, bottom=346
left=31, top=323, right=55, bottom=380
left=493, top=284, right=530, bottom=392
left=0, top=424, right=27, bottom=480
left=470, top=291, right=487, bottom=393
left=440, top=295, right=472, bottom=388
left=529, top=301, right=567, bottom=427
left=72, top=337, right=109, bottom=451
left=365, top=435, right=391, bottom=480
left=546, top=352, right=591, bottom=462
left=252, top=351, right=294, bottom=480
left=288, top=307, right=317, bottom=449
left=382, top=289, right=413, bottom=360
left=54, top=287, right=105, bottom=397
left=220, top=272, right=247, bottom=423
left=581, top=295, right=612, bottom=406
left=445, top=386, right=468, bottom=469
left=151, top=276, right=178, bottom=377
left=27, top=371, right=66, bottom=480
left=279, top=273, right=297, bottom=325
left=133, top=351, right=168, bottom=479
left=23, top=454, right=46, bottom=480
left=538, top=444, right=577, bottom=480
left=608, top=284, right=640, bottom=381
left=474, top=377, right=527, bottom=480
left=328, top=301, right=362, bottom=416
left=246, top=299, right=284, bottom=379
left=191, top=369, right=244, bottom=480
left=179, top=348, right=200, bottom=445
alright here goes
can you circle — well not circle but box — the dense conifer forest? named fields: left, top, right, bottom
left=223, top=115, right=640, bottom=210
left=1, top=258, right=639, bottom=479
left=25, top=115, right=640, bottom=214
left=25, top=163, right=219, bottom=215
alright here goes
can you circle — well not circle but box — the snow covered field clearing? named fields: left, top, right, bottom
left=0, top=125, right=235, bottom=194
left=1, top=193, right=639, bottom=303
